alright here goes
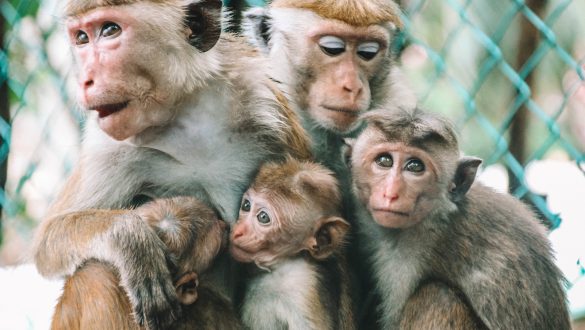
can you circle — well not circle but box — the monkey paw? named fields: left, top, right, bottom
left=131, top=275, right=183, bottom=329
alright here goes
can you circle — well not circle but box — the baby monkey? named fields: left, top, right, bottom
left=346, top=108, right=571, bottom=329
left=230, top=159, right=356, bottom=330
left=51, top=196, right=241, bottom=330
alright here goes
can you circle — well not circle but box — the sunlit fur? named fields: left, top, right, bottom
left=271, top=0, right=403, bottom=28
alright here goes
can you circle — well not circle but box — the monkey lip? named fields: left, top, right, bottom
left=322, top=106, right=361, bottom=116
left=89, top=101, right=130, bottom=118
left=372, top=208, right=410, bottom=217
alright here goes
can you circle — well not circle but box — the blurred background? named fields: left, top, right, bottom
left=0, top=0, right=583, bottom=328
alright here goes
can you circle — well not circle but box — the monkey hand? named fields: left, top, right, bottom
left=112, top=217, right=183, bottom=329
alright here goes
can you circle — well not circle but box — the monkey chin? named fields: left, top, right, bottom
left=229, top=244, right=256, bottom=264
left=371, top=209, right=420, bottom=229
left=311, top=106, right=363, bottom=134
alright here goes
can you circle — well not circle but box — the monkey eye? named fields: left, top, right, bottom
left=318, top=36, right=345, bottom=56
left=256, top=211, right=271, bottom=225
left=101, top=22, right=122, bottom=38
left=375, top=154, right=393, bottom=168
left=357, top=42, right=380, bottom=61
left=405, top=159, right=425, bottom=173
left=75, top=30, right=89, bottom=45
left=241, top=199, right=251, bottom=212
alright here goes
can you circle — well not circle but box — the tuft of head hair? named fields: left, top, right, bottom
left=271, top=0, right=403, bottom=28
left=65, top=0, right=174, bottom=17
left=361, top=107, right=459, bottom=153
left=252, top=157, right=342, bottom=215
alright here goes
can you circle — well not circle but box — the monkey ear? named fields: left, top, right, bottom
left=342, top=138, right=356, bottom=168
left=243, top=7, right=273, bottom=52
left=450, top=156, right=482, bottom=201
left=306, top=216, right=350, bottom=260
left=185, top=0, right=222, bottom=52
left=175, top=271, right=199, bottom=305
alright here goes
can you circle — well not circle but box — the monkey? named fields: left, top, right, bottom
left=344, top=107, right=572, bottom=329
left=242, top=0, right=416, bottom=174
left=241, top=3, right=417, bottom=325
left=229, top=158, right=356, bottom=330
left=51, top=196, right=242, bottom=330
left=32, top=0, right=312, bottom=328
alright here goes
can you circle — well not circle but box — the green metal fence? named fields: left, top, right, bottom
left=1, top=0, right=584, bottom=316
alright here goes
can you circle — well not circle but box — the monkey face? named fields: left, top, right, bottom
left=351, top=129, right=442, bottom=229
left=66, top=5, right=213, bottom=141
left=302, top=25, right=390, bottom=134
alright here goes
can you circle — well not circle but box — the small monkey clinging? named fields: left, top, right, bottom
left=230, top=159, right=356, bottom=330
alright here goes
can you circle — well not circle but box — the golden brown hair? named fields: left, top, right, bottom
left=65, top=0, right=172, bottom=16
left=271, top=0, right=403, bottom=28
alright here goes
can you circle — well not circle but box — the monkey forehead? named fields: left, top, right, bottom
left=271, top=0, right=403, bottom=28
left=65, top=5, right=137, bottom=30
left=64, top=0, right=175, bottom=17
left=306, top=20, right=391, bottom=46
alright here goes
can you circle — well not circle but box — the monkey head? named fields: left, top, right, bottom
left=243, top=0, right=403, bottom=134
left=65, top=0, right=222, bottom=141
left=229, top=159, right=350, bottom=269
left=346, top=108, right=482, bottom=228
left=137, top=196, right=227, bottom=305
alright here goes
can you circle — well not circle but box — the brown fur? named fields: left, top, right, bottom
left=35, top=0, right=313, bottom=327
left=51, top=197, right=240, bottom=330
left=65, top=0, right=173, bottom=16
left=349, top=108, right=571, bottom=329
left=400, top=281, right=487, bottom=330
left=231, top=159, right=355, bottom=329
left=271, top=0, right=403, bottom=28
left=52, top=261, right=241, bottom=330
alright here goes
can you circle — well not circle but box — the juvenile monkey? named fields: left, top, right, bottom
left=230, top=159, right=355, bottom=330
left=51, top=196, right=242, bottom=330
left=346, top=108, right=571, bottom=329
left=33, top=0, right=312, bottom=327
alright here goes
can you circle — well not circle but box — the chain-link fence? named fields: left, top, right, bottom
left=1, top=0, right=584, bottom=319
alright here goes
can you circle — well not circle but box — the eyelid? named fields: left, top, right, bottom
left=318, top=35, right=345, bottom=49
left=357, top=41, right=380, bottom=53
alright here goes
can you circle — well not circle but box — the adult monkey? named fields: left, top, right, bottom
left=32, top=0, right=311, bottom=328
left=243, top=0, right=415, bottom=175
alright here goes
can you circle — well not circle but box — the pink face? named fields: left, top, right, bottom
left=229, top=190, right=308, bottom=266
left=66, top=7, right=175, bottom=140
left=352, top=130, right=441, bottom=228
left=304, top=23, right=390, bottom=133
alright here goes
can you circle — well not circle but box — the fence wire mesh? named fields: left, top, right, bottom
left=0, top=0, right=584, bottom=319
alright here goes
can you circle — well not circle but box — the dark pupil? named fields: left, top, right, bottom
left=241, top=199, right=251, bottom=212
left=406, top=159, right=425, bottom=172
left=357, top=50, right=377, bottom=60
left=257, top=211, right=270, bottom=224
left=375, top=154, right=393, bottom=168
left=76, top=31, right=89, bottom=45
left=102, top=22, right=121, bottom=37
left=320, top=46, right=345, bottom=56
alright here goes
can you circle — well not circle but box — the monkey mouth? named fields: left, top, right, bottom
left=372, top=208, right=410, bottom=217
left=89, top=101, right=130, bottom=118
left=322, top=106, right=361, bottom=117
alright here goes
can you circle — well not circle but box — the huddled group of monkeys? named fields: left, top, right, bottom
left=31, top=0, right=571, bottom=329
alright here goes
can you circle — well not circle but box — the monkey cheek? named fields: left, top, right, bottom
left=229, top=245, right=254, bottom=264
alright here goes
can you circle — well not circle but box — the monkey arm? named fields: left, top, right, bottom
left=33, top=209, right=182, bottom=329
